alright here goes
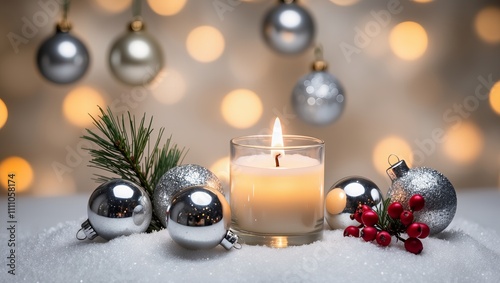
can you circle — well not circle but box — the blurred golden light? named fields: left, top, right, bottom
left=93, top=0, right=131, bottom=13
left=186, top=26, right=225, bottom=63
left=413, top=0, right=433, bottom=3
left=329, top=0, right=360, bottom=6
left=0, top=156, right=33, bottom=193
left=0, top=98, right=7, bottom=129
left=221, top=89, right=263, bottom=129
left=35, top=168, right=76, bottom=197
left=147, top=0, right=187, bottom=16
left=152, top=69, right=186, bottom=105
left=63, top=86, right=105, bottom=127
left=474, top=6, right=500, bottom=44
left=373, top=136, right=414, bottom=175
left=489, top=81, right=500, bottom=115
left=210, top=156, right=230, bottom=189
left=389, top=21, right=428, bottom=60
left=443, top=122, right=483, bottom=164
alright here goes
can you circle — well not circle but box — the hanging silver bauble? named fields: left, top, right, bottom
left=325, top=176, right=383, bottom=230
left=77, top=179, right=152, bottom=241
left=292, top=60, right=345, bottom=126
left=153, top=164, right=224, bottom=228
left=166, top=185, right=238, bottom=250
left=36, top=23, right=90, bottom=84
left=386, top=159, right=457, bottom=235
left=262, top=0, right=315, bottom=54
left=108, top=20, right=164, bottom=86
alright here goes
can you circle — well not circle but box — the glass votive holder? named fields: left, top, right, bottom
left=230, top=135, right=324, bottom=247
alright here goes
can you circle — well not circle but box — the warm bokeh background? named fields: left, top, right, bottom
left=1, top=0, right=499, bottom=197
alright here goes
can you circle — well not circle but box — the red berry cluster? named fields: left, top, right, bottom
left=343, top=194, right=429, bottom=254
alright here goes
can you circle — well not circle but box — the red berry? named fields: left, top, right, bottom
left=361, top=210, right=379, bottom=227
left=406, top=223, right=422, bottom=238
left=400, top=210, right=414, bottom=226
left=344, top=226, right=360, bottom=237
left=409, top=194, right=425, bottom=212
left=361, top=204, right=372, bottom=213
left=361, top=227, right=377, bottom=242
left=404, top=237, right=423, bottom=254
left=387, top=202, right=404, bottom=219
left=418, top=223, right=430, bottom=239
left=376, top=231, right=391, bottom=246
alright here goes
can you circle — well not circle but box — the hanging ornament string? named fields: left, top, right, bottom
left=36, top=0, right=90, bottom=84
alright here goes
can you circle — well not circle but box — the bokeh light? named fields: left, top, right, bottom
left=474, top=6, right=500, bottom=44
left=329, top=0, right=360, bottom=6
left=0, top=156, right=34, bottom=193
left=63, top=86, right=106, bottom=127
left=0, top=98, right=7, bottom=129
left=152, top=69, right=186, bottom=105
left=443, top=122, right=483, bottom=164
left=373, top=136, right=414, bottom=175
left=147, top=0, right=187, bottom=16
left=221, top=89, right=263, bottom=129
left=413, top=0, right=433, bottom=3
left=186, top=26, right=225, bottom=63
left=210, top=156, right=230, bottom=191
left=35, top=168, right=76, bottom=197
left=389, top=21, right=428, bottom=60
left=489, top=81, right=500, bottom=115
left=93, top=0, right=131, bottom=13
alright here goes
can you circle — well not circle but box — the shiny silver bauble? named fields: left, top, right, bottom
left=387, top=159, right=457, bottom=235
left=262, top=0, right=315, bottom=54
left=153, top=164, right=224, bottom=228
left=166, top=186, right=238, bottom=250
left=78, top=179, right=152, bottom=240
left=325, top=176, right=383, bottom=230
left=108, top=21, right=164, bottom=86
left=37, top=26, right=89, bottom=84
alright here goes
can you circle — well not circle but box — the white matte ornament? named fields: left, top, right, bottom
left=108, top=21, right=164, bottom=86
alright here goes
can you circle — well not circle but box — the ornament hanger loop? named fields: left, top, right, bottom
left=233, top=242, right=243, bottom=250
left=132, top=0, right=142, bottom=20
left=314, top=44, right=324, bottom=61
left=76, top=228, right=87, bottom=240
left=387, top=154, right=400, bottom=166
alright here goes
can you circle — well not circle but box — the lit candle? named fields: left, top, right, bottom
left=230, top=118, right=324, bottom=247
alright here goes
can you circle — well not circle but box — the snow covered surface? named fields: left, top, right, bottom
left=2, top=190, right=500, bottom=282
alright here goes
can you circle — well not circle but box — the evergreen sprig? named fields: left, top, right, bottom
left=82, top=106, right=186, bottom=232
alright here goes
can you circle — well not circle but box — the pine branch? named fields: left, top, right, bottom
left=82, top=106, right=186, bottom=232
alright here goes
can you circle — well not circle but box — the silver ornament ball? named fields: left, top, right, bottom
left=37, top=28, right=89, bottom=84
left=262, top=1, right=315, bottom=54
left=109, top=22, right=164, bottom=86
left=153, top=164, right=224, bottom=228
left=166, top=186, right=237, bottom=250
left=325, top=176, right=383, bottom=230
left=387, top=160, right=457, bottom=235
left=79, top=179, right=152, bottom=240
left=292, top=71, right=345, bottom=126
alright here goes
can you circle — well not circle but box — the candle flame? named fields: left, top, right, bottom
left=271, top=117, right=285, bottom=157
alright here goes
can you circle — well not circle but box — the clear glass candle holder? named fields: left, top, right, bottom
left=230, top=135, right=324, bottom=247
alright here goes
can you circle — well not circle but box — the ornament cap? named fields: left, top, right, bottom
left=311, top=60, right=328, bottom=71
left=77, top=219, right=98, bottom=240
left=220, top=230, right=240, bottom=250
left=386, top=159, right=410, bottom=181
left=129, top=20, right=145, bottom=32
left=56, top=20, right=72, bottom=33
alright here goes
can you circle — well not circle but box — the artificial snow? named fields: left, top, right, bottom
left=3, top=217, right=499, bottom=282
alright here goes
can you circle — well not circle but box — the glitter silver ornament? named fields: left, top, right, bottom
left=77, top=179, right=152, bottom=241
left=37, top=24, right=89, bottom=84
left=386, top=159, right=457, bottom=235
left=109, top=20, right=164, bottom=86
left=262, top=0, right=315, bottom=54
left=325, top=176, right=383, bottom=230
left=167, top=186, right=238, bottom=250
left=153, top=164, right=224, bottom=228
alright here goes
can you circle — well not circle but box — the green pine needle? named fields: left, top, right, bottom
left=82, top=106, right=187, bottom=232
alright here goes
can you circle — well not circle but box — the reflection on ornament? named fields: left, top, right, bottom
left=262, top=0, right=315, bottom=54
left=325, top=176, right=383, bottom=230
left=292, top=47, right=345, bottom=126
left=166, top=186, right=238, bottom=250
left=386, top=157, right=457, bottom=235
left=37, top=23, right=90, bottom=84
left=109, top=20, right=164, bottom=85
left=77, top=179, right=152, bottom=241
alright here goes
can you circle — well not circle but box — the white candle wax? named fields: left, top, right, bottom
left=230, top=154, right=324, bottom=234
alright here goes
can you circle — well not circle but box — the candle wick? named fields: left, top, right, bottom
left=275, top=153, right=281, bottom=167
